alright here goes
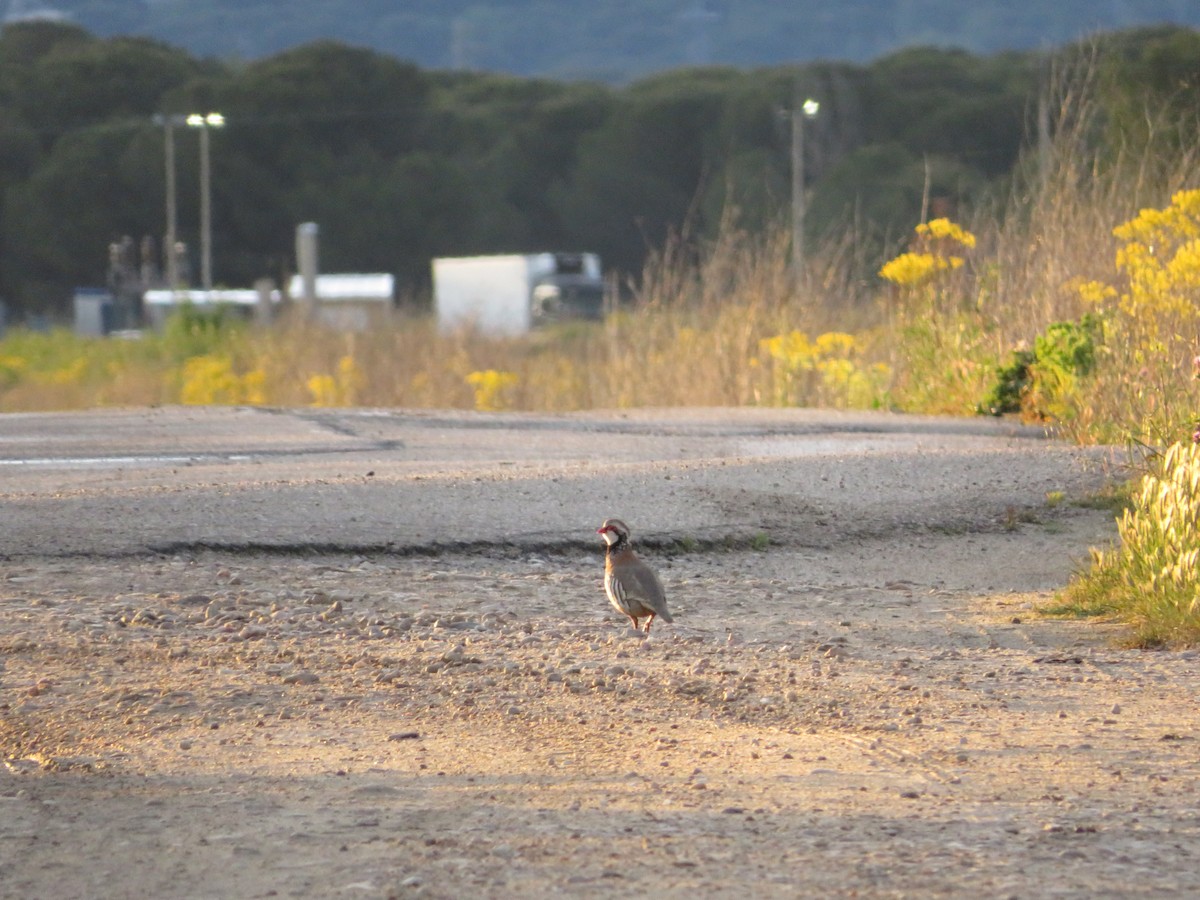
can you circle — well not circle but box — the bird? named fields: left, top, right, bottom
left=596, top=518, right=674, bottom=634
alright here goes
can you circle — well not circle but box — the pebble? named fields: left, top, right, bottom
left=283, top=671, right=320, bottom=685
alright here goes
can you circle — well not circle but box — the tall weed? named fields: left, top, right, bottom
left=1056, top=442, right=1200, bottom=647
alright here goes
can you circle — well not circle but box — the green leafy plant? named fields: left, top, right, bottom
left=979, top=313, right=1102, bottom=421
left=978, top=347, right=1035, bottom=416
left=161, top=303, right=246, bottom=362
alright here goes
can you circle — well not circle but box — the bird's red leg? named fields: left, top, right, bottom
left=628, top=615, right=640, bottom=631
left=644, top=613, right=655, bottom=633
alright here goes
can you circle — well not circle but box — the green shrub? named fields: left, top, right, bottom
left=161, top=304, right=246, bottom=362
left=979, top=313, right=1101, bottom=421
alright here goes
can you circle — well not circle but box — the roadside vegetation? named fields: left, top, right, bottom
left=5, top=114, right=1199, bottom=444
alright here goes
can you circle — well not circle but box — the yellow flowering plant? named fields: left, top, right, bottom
left=180, top=354, right=266, bottom=405
left=757, top=329, right=890, bottom=408
left=466, top=369, right=519, bottom=411
left=306, top=354, right=363, bottom=406
left=877, top=217, right=992, bottom=414
left=879, top=217, right=976, bottom=288
left=1058, top=189, right=1200, bottom=443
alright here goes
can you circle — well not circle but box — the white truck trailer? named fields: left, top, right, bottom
left=432, top=252, right=605, bottom=336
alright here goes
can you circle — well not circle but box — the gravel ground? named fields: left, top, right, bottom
left=3, top=407, right=1199, bottom=898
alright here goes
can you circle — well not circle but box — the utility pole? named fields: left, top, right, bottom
left=155, top=114, right=185, bottom=289
left=164, top=118, right=177, bottom=288
left=791, top=91, right=819, bottom=282
left=1037, top=77, right=1052, bottom=190
left=198, top=121, right=213, bottom=290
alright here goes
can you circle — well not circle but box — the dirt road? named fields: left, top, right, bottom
left=4, top=407, right=1198, bottom=898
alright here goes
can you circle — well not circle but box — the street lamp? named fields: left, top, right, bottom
left=187, top=112, right=225, bottom=291
left=791, top=96, right=819, bottom=280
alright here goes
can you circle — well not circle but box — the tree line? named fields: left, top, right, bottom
left=0, top=20, right=1195, bottom=319
left=55, top=0, right=1200, bottom=81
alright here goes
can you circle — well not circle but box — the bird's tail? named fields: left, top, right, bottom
left=659, top=608, right=674, bottom=623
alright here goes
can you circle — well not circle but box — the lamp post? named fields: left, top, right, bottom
left=187, top=112, right=225, bottom=291
left=791, top=96, right=819, bottom=280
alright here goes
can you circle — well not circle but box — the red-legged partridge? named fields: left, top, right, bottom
left=597, top=518, right=673, bottom=633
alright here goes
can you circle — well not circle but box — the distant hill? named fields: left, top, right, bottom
left=6, top=0, right=1200, bottom=81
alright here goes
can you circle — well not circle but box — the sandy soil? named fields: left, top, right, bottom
left=4, top=503, right=1200, bottom=899
left=3, top=406, right=1200, bottom=899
